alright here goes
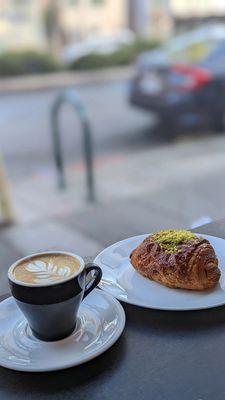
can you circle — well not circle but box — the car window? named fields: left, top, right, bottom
left=166, top=40, right=220, bottom=63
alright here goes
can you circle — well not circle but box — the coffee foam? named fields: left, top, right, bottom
left=10, top=253, right=82, bottom=286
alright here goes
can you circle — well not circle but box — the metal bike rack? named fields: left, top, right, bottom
left=51, top=89, right=96, bottom=202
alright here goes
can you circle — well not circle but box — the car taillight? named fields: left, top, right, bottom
left=171, top=64, right=212, bottom=92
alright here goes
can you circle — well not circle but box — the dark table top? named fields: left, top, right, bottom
left=1, top=220, right=225, bottom=400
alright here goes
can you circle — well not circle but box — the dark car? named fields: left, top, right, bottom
left=130, top=25, right=225, bottom=138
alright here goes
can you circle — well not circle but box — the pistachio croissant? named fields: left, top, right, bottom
left=130, top=230, right=220, bottom=290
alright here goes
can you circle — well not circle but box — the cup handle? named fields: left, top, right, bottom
left=83, top=263, right=102, bottom=299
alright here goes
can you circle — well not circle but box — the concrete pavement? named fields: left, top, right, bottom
left=0, top=66, right=133, bottom=94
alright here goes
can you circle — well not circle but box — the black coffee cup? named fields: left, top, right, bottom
left=8, top=251, right=102, bottom=341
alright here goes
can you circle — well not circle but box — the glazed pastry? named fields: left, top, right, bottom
left=130, top=230, right=220, bottom=290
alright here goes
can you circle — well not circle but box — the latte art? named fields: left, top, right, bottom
left=25, top=260, right=71, bottom=283
left=11, top=254, right=81, bottom=285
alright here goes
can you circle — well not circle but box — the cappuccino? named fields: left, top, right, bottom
left=8, top=251, right=102, bottom=341
left=10, top=253, right=81, bottom=286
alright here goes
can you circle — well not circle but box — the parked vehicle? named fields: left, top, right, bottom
left=130, top=25, right=225, bottom=137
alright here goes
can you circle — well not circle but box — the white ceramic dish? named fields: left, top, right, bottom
left=0, top=290, right=125, bottom=372
left=95, top=233, right=225, bottom=311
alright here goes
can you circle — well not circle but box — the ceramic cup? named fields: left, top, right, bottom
left=8, top=251, right=102, bottom=341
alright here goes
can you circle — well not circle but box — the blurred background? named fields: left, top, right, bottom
left=0, top=0, right=225, bottom=292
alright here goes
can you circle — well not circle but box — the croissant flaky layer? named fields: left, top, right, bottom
left=130, top=234, right=221, bottom=290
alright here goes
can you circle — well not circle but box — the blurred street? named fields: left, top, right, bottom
left=0, top=79, right=154, bottom=181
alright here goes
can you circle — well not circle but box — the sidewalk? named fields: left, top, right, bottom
left=8, top=133, right=225, bottom=226
left=1, top=133, right=225, bottom=294
left=0, top=66, right=133, bottom=94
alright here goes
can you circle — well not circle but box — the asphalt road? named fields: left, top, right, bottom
left=0, top=80, right=155, bottom=181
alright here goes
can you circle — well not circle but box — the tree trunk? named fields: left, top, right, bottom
left=43, top=0, right=64, bottom=59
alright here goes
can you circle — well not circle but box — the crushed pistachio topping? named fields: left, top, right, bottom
left=151, top=229, right=197, bottom=254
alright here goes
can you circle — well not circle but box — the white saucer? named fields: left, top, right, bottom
left=95, top=233, right=225, bottom=311
left=0, top=290, right=125, bottom=372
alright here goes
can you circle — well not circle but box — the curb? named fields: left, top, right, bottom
left=0, top=66, right=134, bottom=94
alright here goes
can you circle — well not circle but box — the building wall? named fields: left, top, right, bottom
left=0, top=0, right=128, bottom=52
left=1, top=0, right=224, bottom=54
left=170, top=0, right=225, bottom=17
left=61, top=0, right=128, bottom=41
left=149, top=0, right=172, bottom=38
left=0, top=0, right=47, bottom=51
left=128, top=0, right=171, bottom=38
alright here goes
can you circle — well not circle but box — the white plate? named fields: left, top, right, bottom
left=0, top=290, right=125, bottom=372
left=95, top=234, right=225, bottom=311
